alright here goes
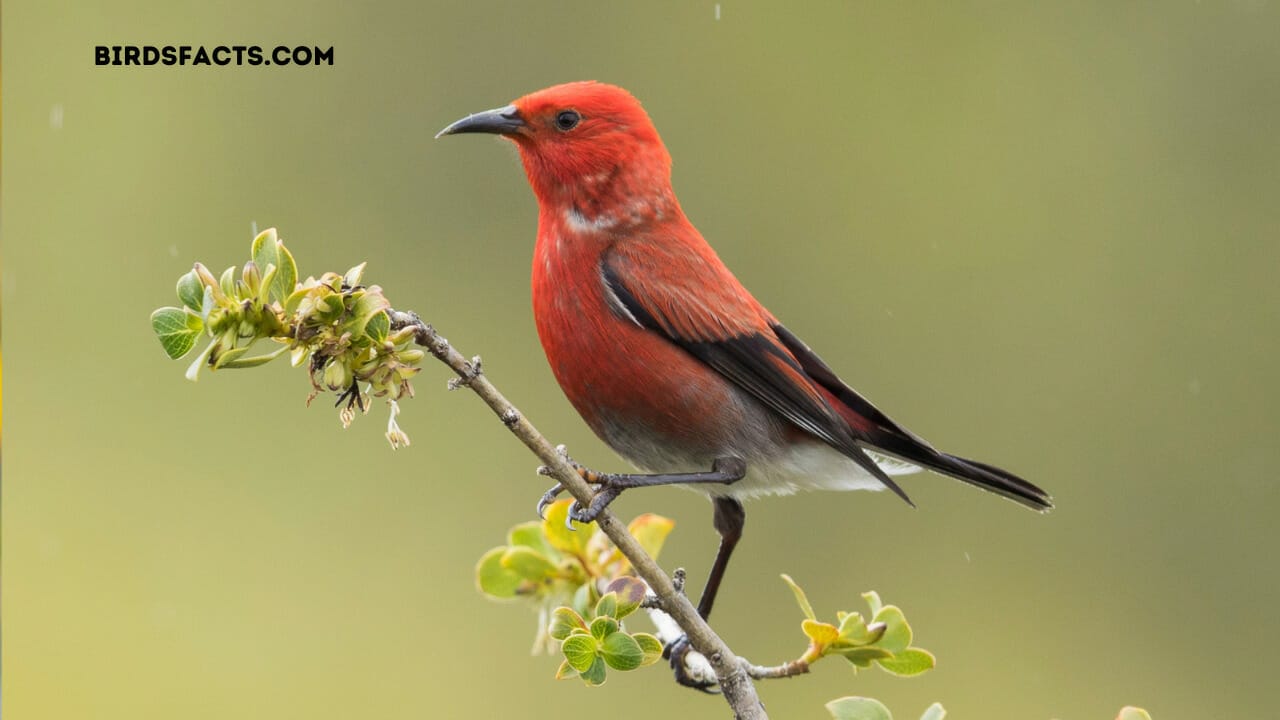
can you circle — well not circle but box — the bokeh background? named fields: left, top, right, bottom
left=4, top=2, right=1278, bottom=718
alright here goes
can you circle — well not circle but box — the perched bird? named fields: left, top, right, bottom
left=437, top=81, right=1051, bottom=683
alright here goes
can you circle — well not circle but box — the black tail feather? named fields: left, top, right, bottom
left=933, top=453, right=1053, bottom=512
left=865, top=432, right=1052, bottom=512
left=768, top=323, right=1052, bottom=512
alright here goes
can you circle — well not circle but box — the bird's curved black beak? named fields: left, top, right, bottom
left=435, top=104, right=525, bottom=139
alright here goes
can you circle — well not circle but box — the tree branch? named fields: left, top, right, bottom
left=742, top=659, right=811, bottom=681
left=389, top=310, right=767, bottom=720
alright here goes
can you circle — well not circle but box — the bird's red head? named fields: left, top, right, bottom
left=437, top=82, right=674, bottom=214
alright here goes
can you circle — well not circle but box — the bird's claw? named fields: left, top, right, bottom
left=663, top=635, right=719, bottom=692
left=535, top=446, right=624, bottom=528
left=566, top=483, right=623, bottom=527
left=535, top=445, right=578, bottom=519
left=535, top=483, right=565, bottom=519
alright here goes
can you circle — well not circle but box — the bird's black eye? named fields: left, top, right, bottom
left=555, top=110, right=581, bottom=131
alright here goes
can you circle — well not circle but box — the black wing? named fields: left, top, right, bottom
left=773, top=324, right=1052, bottom=511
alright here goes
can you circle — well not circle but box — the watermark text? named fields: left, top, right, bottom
left=95, top=45, right=333, bottom=67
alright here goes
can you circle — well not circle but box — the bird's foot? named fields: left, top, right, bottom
left=662, top=634, right=719, bottom=692
left=535, top=445, right=617, bottom=524
left=566, top=483, right=624, bottom=526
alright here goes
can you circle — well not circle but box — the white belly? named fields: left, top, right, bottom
left=701, top=443, right=922, bottom=501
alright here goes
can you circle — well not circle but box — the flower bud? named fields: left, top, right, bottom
left=193, top=262, right=225, bottom=302
left=323, top=360, right=352, bottom=390
left=397, top=349, right=425, bottom=364
left=241, top=261, right=261, bottom=295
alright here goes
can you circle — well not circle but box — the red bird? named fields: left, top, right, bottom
left=438, top=81, right=1050, bottom=681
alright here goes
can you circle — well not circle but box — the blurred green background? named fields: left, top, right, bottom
left=4, top=1, right=1278, bottom=718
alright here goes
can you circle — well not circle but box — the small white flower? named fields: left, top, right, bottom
left=385, top=399, right=411, bottom=449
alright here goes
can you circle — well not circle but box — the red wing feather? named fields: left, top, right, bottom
left=600, top=241, right=912, bottom=504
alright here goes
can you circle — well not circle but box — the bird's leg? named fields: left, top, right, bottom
left=540, top=456, right=746, bottom=525
left=665, top=497, right=747, bottom=690
left=699, top=496, right=746, bottom=620
left=535, top=452, right=745, bottom=522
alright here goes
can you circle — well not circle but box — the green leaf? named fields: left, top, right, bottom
left=572, top=582, right=596, bottom=618
left=151, top=307, right=203, bottom=359
left=344, top=261, right=367, bottom=288
left=877, top=648, right=936, bottom=677
left=919, top=702, right=946, bottom=720
left=318, top=293, right=345, bottom=321
left=589, top=615, right=619, bottom=642
left=506, top=521, right=547, bottom=549
left=781, top=574, right=816, bottom=621
left=561, top=634, right=598, bottom=673
left=284, top=285, right=310, bottom=317
left=365, top=308, right=390, bottom=342
left=218, top=345, right=288, bottom=369
left=549, top=607, right=588, bottom=642
left=835, top=646, right=894, bottom=668
left=595, top=592, right=618, bottom=619
left=475, top=547, right=522, bottom=598
left=571, top=584, right=589, bottom=615
left=872, top=605, right=912, bottom=654
left=200, top=286, right=216, bottom=323
left=219, top=265, right=236, bottom=298
left=347, top=291, right=390, bottom=338
left=633, top=632, right=664, bottom=666
left=863, top=591, right=883, bottom=616
left=176, top=270, right=204, bottom=311
left=507, top=521, right=554, bottom=557
left=826, top=696, right=893, bottom=720
left=837, top=612, right=882, bottom=646
left=251, top=227, right=278, bottom=270
left=500, top=546, right=555, bottom=581
left=211, top=345, right=249, bottom=370
left=272, top=242, right=298, bottom=303
left=605, top=577, right=647, bottom=619
left=251, top=229, right=297, bottom=304
left=1117, top=708, right=1153, bottom=720
left=184, top=339, right=218, bottom=381
left=600, top=631, right=644, bottom=671
left=580, top=655, right=607, bottom=686
left=554, top=659, right=578, bottom=680
left=256, top=263, right=278, bottom=304
left=542, top=500, right=594, bottom=557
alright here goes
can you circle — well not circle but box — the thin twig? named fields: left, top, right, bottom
left=742, top=659, right=811, bottom=680
left=390, top=310, right=768, bottom=720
